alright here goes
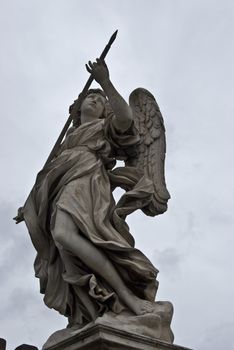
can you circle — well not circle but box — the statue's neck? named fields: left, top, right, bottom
left=80, top=113, right=99, bottom=125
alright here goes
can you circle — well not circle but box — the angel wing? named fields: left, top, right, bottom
left=127, top=88, right=170, bottom=216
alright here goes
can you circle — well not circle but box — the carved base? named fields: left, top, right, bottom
left=43, top=323, right=192, bottom=350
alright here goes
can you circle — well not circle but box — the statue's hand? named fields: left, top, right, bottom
left=86, top=58, right=110, bottom=85
left=13, top=207, right=25, bottom=224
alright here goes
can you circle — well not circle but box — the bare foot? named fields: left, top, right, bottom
left=132, top=299, right=155, bottom=316
left=121, top=290, right=155, bottom=316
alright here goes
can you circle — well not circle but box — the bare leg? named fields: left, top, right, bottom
left=52, top=209, right=154, bottom=316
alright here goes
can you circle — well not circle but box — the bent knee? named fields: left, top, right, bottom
left=52, top=209, right=77, bottom=245
left=51, top=229, right=66, bottom=248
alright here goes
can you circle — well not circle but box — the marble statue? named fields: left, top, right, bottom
left=15, top=58, right=174, bottom=345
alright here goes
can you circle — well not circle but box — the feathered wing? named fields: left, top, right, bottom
left=127, top=88, right=170, bottom=216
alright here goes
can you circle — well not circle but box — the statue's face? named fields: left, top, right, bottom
left=81, top=93, right=106, bottom=119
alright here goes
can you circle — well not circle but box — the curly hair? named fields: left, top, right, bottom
left=69, top=89, right=113, bottom=128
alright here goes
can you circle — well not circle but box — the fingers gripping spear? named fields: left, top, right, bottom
left=45, top=30, right=118, bottom=166
left=13, top=30, right=118, bottom=224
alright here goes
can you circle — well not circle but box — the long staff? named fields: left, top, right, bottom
left=14, top=30, right=118, bottom=224
left=45, top=30, right=118, bottom=165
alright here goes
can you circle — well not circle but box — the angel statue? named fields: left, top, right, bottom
left=15, top=58, right=173, bottom=346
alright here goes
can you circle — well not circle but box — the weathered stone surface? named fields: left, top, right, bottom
left=43, top=302, right=174, bottom=350
left=43, top=323, right=192, bottom=350
left=14, top=40, right=191, bottom=350
left=17, top=58, right=172, bottom=329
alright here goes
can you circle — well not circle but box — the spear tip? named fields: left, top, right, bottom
left=110, top=29, right=118, bottom=44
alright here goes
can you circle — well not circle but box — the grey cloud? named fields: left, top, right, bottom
left=198, top=323, right=234, bottom=350
left=153, top=247, right=184, bottom=279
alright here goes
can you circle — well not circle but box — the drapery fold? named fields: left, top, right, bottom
left=23, top=117, right=158, bottom=325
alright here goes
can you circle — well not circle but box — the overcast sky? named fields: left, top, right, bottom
left=0, top=1, right=234, bottom=349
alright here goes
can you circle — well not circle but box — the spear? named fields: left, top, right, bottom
left=45, top=29, right=118, bottom=166
left=14, top=30, right=118, bottom=224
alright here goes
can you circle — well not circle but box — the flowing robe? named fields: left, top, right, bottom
left=23, top=116, right=158, bottom=325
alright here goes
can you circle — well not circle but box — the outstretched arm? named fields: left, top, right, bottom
left=86, top=59, right=133, bottom=132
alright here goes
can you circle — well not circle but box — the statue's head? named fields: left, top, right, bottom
left=70, top=89, right=111, bottom=127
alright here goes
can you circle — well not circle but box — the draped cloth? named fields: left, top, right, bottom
left=23, top=116, right=159, bottom=326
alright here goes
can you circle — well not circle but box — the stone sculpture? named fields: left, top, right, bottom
left=15, top=47, right=174, bottom=347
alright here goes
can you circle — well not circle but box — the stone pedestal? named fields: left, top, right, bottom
left=43, top=324, right=192, bottom=350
